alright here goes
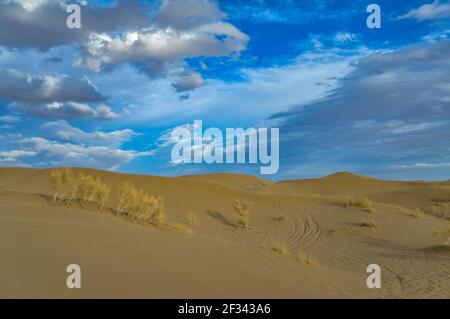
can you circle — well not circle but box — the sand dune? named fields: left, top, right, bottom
left=0, top=168, right=449, bottom=298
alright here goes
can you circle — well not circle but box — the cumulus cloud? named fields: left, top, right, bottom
left=76, top=21, right=248, bottom=90
left=0, top=69, right=120, bottom=120
left=73, top=0, right=248, bottom=91
left=0, top=0, right=248, bottom=92
left=0, top=0, right=151, bottom=49
left=0, top=69, right=105, bottom=104
left=398, top=1, right=450, bottom=21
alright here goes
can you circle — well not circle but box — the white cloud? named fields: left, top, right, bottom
left=334, top=32, right=357, bottom=43
left=0, top=115, right=20, bottom=123
left=42, top=121, right=137, bottom=147
left=5, top=0, right=55, bottom=11
left=398, top=1, right=450, bottom=21
left=12, top=102, right=119, bottom=120
left=392, top=162, right=450, bottom=169
left=19, top=137, right=152, bottom=170
left=77, top=23, right=248, bottom=70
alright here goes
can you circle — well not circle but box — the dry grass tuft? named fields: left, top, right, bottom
left=426, top=203, right=450, bottom=220
left=433, top=222, right=450, bottom=247
left=272, top=241, right=290, bottom=256
left=185, top=210, right=199, bottom=226
left=298, top=252, right=319, bottom=267
left=233, top=198, right=253, bottom=229
left=346, top=195, right=374, bottom=213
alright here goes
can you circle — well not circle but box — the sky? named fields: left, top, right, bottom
left=0, top=0, right=449, bottom=181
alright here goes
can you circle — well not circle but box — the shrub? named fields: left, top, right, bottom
left=433, top=222, right=450, bottom=246
left=275, top=214, right=286, bottom=221
left=298, top=252, right=319, bottom=267
left=346, top=196, right=374, bottom=213
left=233, top=198, right=253, bottom=229
left=76, top=173, right=97, bottom=208
left=186, top=210, right=199, bottom=226
left=273, top=241, right=290, bottom=256
left=426, top=203, right=450, bottom=220
left=116, top=181, right=167, bottom=225
left=93, top=177, right=110, bottom=212
left=50, top=167, right=76, bottom=205
left=117, top=181, right=139, bottom=214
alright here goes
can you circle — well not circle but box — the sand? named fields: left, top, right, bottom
left=0, top=168, right=449, bottom=298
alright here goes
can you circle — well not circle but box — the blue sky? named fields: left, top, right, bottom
left=0, top=0, right=450, bottom=180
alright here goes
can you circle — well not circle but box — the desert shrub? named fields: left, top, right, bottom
left=117, top=181, right=139, bottom=214
left=51, top=169, right=112, bottom=211
left=275, top=214, right=286, bottom=221
left=116, top=181, right=167, bottom=225
left=433, top=222, right=450, bottom=246
left=76, top=173, right=97, bottom=208
left=170, top=223, right=194, bottom=235
left=346, top=196, right=374, bottom=213
left=151, top=196, right=167, bottom=225
left=273, top=241, right=290, bottom=256
left=186, top=210, right=199, bottom=226
left=50, top=167, right=76, bottom=205
left=233, top=198, right=253, bottom=229
left=93, top=177, right=110, bottom=212
left=426, top=203, right=450, bottom=220
left=298, top=252, right=319, bottom=267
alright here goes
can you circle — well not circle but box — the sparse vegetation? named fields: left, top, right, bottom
left=185, top=210, right=199, bottom=226
left=50, top=167, right=76, bottom=205
left=425, top=203, right=450, bottom=220
left=273, top=241, right=290, bottom=256
left=346, top=195, right=374, bottom=213
left=298, top=252, right=319, bottom=267
left=233, top=198, right=253, bottom=229
left=170, top=222, right=194, bottom=235
left=433, top=222, right=450, bottom=246
left=51, top=169, right=166, bottom=226
left=117, top=181, right=167, bottom=225
left=50, top=168, right=109, bottom=211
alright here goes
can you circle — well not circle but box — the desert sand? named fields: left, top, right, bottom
left=0, top=168, right=448, bottom=298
